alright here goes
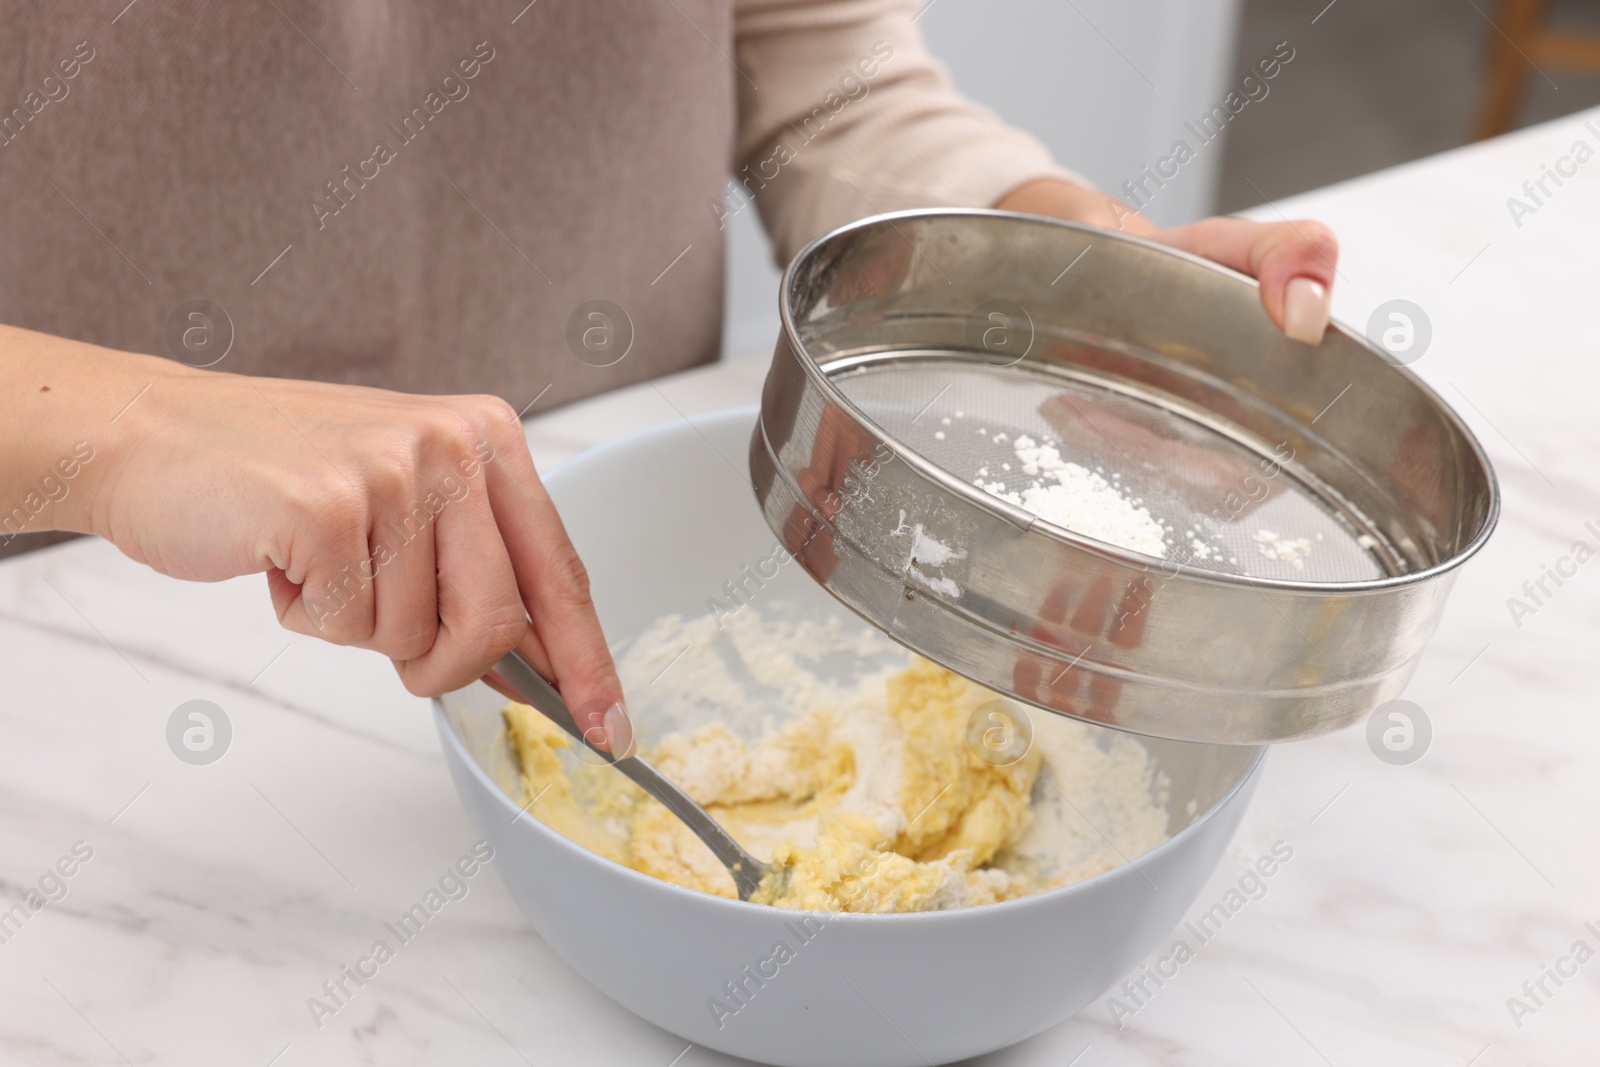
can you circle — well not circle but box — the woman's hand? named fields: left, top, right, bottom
left=79, top=352, right=633, bottom=754
left=995, top=178, right=1339, bottom=346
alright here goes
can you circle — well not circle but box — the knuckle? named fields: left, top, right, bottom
left=1297, top=219, right=1338, bottom=259
left=438, top=403, right=480, bottom=447
left=293, top=477, right=368, bottom=542
left=303, top=571, right=376, bottom=644
left=387, top=622, right=439, bottom=662
left=463, top=604, right=526, bottom=663
left=426, top=406, right=483, bottom=461
left=372, top=445, right=418, bottom=504
left=546, top=545, right=594, bottom=609
left=562, top=646, right=620, bottom=696
left=278, top=493, right=382, bottom=647
left=275, top=599, right=316, bottom=638
left=473, top=393, right=522, bottom=432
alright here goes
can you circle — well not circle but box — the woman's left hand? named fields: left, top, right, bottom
left=996, top=178, right=1338, bottom=346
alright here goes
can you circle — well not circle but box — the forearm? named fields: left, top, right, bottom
left=735, top=0, right=1087, bottom=263
left=1, top=324, right=633, bottom=722
left=0, top=324, right=186, bottom=540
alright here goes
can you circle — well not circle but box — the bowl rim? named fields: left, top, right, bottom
left=774, top=206, right=1502, bottom=595
left=433, top=688, right=1267, bottom=926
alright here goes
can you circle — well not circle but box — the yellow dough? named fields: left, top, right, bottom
left=504, top=659, right=1050, bottom=913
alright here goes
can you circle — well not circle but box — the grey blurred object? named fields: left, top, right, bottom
left=919, top=0, right=1245, bottom=228
left=0, top=531, right=80, bottom=560
left=481, top=648, right=772, bottom=899
left=751, top=209, right=1498, bottom=745
left=436, top=408, right=1266, bottom=1067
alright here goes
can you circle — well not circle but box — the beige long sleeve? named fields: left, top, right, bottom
left=734, top=0, right=1088, bottom=264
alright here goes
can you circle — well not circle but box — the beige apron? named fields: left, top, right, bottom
left=0, top=0, right=731, bottom=413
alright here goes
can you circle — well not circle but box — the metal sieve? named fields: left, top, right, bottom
left=749, top=209, right=1498, bottom=744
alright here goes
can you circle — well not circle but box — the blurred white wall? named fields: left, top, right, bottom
left=722, top=0, right=1244, bottom=361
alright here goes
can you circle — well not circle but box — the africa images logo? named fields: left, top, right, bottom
left=305, top=841, right=495, bottom=1028
left=308, top=42, right=496, bottom=230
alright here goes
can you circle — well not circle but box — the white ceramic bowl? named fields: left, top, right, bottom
left=435, top=407, right=1265, bottom=1067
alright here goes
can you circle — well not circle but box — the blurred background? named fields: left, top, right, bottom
left=722, top=0, right=1600, bottom=359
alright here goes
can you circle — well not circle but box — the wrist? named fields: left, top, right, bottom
left=75, top=351, right=206, bottom=540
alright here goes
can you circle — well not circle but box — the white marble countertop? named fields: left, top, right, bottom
left=4, top=108, right=1599, bottom=1067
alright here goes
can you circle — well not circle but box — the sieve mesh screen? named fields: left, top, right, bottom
left=829, top=354, right=1390, bottom=583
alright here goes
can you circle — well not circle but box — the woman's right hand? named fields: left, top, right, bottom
left=71, top=352, right=632, bottom=754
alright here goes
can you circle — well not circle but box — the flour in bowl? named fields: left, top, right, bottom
left=503, top=607, right=1172, bottom=912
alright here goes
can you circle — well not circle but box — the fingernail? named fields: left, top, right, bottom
left=1284, top=277, right=1330, bottom=346
left=602, top=702, right=636, bottom=760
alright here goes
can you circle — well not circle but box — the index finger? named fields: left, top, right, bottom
left=473, top=402, right=634, bottom=758
left=1154, top=216, right=1339, bottom=345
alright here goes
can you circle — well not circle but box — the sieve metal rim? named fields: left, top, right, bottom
left=754, top=207, right=1501, bottom=742
left=775, top=208, right=1501, bottom=594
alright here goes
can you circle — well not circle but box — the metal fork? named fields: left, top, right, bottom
left=482, top=649, right=772, bottom=900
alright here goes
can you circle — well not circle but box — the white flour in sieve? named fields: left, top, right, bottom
left=1253, top=528, right=1313, bottom=570
left=612, top=606, right=1172, bottom=887
left=974, top=434, right=1169, bottom=557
